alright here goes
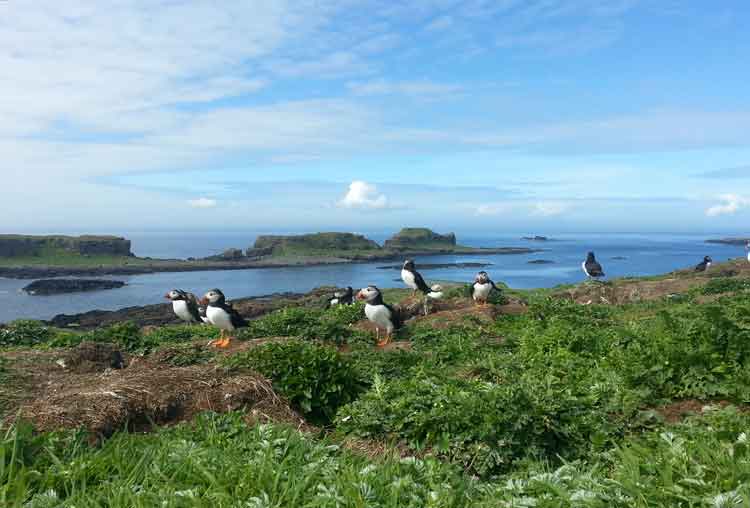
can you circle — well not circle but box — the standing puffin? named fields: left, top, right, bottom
left=472, top=271, right=500, bottom=305
left=165, top=289, right=203, bottom=324
left=356, top=285, right=401, bottom=346
left=582, top=252, right=605, bottom=280
left=199, top=289, right=248, bottom=348
left=745, top=242, right=750, bottom=263
left=328, top=286, right=354, bottom=307
left=694, top=256, right=712, bottom=272
left=401, top=260, right=442, bottom=299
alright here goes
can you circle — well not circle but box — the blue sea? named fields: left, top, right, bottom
left=0, top=232, right=745, bottom=323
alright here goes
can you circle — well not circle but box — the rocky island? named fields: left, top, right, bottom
left=0, top=230, right=539, bottom=279
left=23, top=279, right=126, bottom=295
left=706, top=237, right=750, bottom=246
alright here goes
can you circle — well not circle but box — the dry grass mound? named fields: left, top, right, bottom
left=8, top=350, right=306, bottom=440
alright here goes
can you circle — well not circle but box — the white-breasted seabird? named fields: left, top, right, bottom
left=199, top=288, right=248, bottom=348
left=695, top=256, right=712, bottom=272
left=472, top=271, right=500, bottom=305
left=401, top=260, right=442, bottom=299
left=745, top=242, right=750, bottom=263
left=165, top=289, right=203, bottom=324
left=328, top=286, right=354, bottom=307
left=356, top=285, right=401, bottom=347
left=582, top=252, right=605, bottom=280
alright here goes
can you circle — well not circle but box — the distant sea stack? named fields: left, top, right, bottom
left=0, top=235, right=132, bottom=258
left=521, top=235, right=549, bottom=241
left=706, top=237, right=750, bottom=246
left=23, top=279, right=126, bottom=295
left=384, top=228, right=456, bottom=251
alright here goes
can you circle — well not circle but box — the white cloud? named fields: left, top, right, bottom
left=425, top=16, right=453, bottom=32
left=338, top=181, right=389, bottom=210
left=347, top=79, right=462, bottom=98
left=531, top=201, right=570, bottom=217
left=475, top=203, right=513, bottom=216
left=188, top=197, right=218, bottom=209
left=706, top=194, right=750, bottom=217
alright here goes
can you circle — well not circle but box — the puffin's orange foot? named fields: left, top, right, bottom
left=211, top=337, right=232, bottom=348
left=376, top=337, right=390, bottom=347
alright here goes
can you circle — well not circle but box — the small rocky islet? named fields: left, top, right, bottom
left=23, top=279, right=126, bottom=296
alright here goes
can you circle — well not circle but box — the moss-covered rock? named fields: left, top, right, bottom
left=383, top=228, right=456, bottom=251
left=250, top=232, right=381, bottom=256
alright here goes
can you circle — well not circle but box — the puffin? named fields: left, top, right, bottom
left=165, top=289, right=203, bottom=324
left=695, top=256, right=712, bottom=272
left=356, top=285, right=401, bottom=347
left=401, top=260, right=442, bottom=299
left=745, top=242, right=750, bottom=263
left=328, top=286, right=354, bottom=307
left=472, top=271, right=500, bottom=305
left=582, top=252, right=605, bottom=280
left=199, top=289, right=248, bottom=348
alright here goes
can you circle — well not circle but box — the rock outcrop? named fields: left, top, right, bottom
left=23, top=279, right=126, bottom=295
left=706, top=238, right=750, bottom=246
left=384, top=228, right=456, bottom=251
left=0, top=235, right=132, bottom=258
left=250, top=232, right=381, bottom=256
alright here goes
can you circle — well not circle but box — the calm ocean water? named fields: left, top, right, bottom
left=0, top=232, right=744, bottom=323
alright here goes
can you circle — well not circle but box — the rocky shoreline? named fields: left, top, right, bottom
left=45, top=287, right=337, bottom=330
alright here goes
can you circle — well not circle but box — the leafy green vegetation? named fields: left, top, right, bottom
left=238, top=302, right=369, bottom=344
left=225, top=340, right=365, bottom=423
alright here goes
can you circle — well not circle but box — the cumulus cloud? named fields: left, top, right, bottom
left=706, top=194, right=750, bottom=217
left=188, top=197, right=217, bottom=209
left=338, top=181, right=389, bottom=210
left=531, top=201, right=570, bottom=217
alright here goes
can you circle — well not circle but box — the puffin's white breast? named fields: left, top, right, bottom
left=172, top=300, right=195, bottom=322
left=365, top=303, right=394, bottom=332
left=473, top=282, right=492, bottom=300
left=581, top=261, right=590, bottom=276
left=401, top=269, right=417, bottom=290
left=206, top=306, right=235, bottom=331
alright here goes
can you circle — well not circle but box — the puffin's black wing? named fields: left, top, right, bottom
left=384, top=303, right=402, bottom=330
left=185, top=296, right=203, bottom=323
left=219, top=302, right=248, bottom=328
left=413, top=270, right=431, bottom=293
left=694, top=262, right=706, bottom=272
left=489, top=279, right=501, bottom=292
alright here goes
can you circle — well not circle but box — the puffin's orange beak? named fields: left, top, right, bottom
left=199, top=297, right=209, bottom=306
left=356, top=291, right=366, bottom=300
left=164, top=293, right=171, bottom=299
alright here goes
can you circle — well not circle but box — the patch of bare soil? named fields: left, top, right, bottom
left=4, top=344, right=307, bottom=440
left=557, top=259, right=750, bottom=305
left=653, top=399, right=744, bottom=423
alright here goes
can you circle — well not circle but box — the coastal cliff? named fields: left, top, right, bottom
left=383, top=228, right=456, bottom=251
left=0, top=235, right=132, bottom=258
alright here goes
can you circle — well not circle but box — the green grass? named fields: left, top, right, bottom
left=3, top=274, right=750, bottom=504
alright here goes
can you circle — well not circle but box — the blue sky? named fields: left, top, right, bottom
left=3, top=1, right=750, bottom=234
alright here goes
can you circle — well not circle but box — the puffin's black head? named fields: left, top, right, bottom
left=345, top=286, right=353, bottom=295
left=165, top=289, right=188, bottom=301
left=586, top=252, right=596, bottom=262
left=201, top=288, right=226, bottom=306
left=704, top=256, right=712, bottom=263
left=403, top=259, right=415, bottom=271
left=475, top=271, right=489, bottom=283
left=356, top=285, right=381, bottom=303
